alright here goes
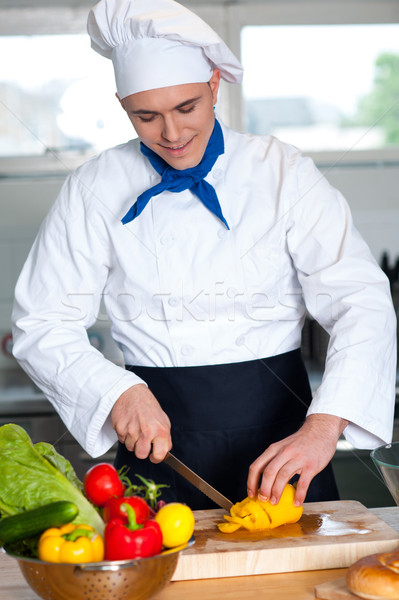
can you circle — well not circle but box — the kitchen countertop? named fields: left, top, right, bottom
left=1, top=506, right=399, bottom=600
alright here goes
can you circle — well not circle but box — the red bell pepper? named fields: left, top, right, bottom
left=104, top=503, right=163, bottom=560
left=102, top=496, right=150, bottom=524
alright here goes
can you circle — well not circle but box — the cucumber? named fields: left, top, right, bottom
left=0, top=501, right=79, bottom=545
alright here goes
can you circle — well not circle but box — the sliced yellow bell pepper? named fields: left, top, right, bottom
left=38, top=523, right=104, bottom=563
left=231, top=498, right=271, bottom=530
left=256, top=483, right=303, bottom=529
left=217, top=484, right=303, bottom=533
left=217, top=521, right=241, bottom=533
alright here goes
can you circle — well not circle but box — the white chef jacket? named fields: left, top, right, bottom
left=12, top=121, right=397, bottom=457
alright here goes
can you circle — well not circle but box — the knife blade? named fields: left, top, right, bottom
left=163, top=451, right=233, bottom=512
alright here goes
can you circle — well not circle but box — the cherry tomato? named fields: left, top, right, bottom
left=83, top=463, right=124, bottom=507
left=155, top=503, right=195, bottom=548
left=102, top=496, right=150, bottom=524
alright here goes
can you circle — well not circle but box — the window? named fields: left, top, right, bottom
left=0, top=4, right=228, bottom=174
left=0, top=34, right=132, bottom=159
left=1, top=1, right=399, bottom=172
left=241, top=24, right=399, bottom=153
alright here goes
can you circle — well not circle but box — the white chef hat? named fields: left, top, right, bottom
left=87, top=0, right=243, bottom=99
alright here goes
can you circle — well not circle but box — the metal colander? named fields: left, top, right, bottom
left=4, top=538, right=194, bottom=600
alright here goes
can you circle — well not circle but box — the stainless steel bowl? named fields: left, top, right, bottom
left=4, top=538, right=194, bottom=600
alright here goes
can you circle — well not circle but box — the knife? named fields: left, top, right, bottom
left=163, top=451, right=233, bottom=512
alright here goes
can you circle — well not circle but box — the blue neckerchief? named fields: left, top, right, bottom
left=121, top=119, right=229, bottom=229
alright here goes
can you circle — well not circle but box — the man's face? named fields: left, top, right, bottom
left=120, top=70, right=220, bottom=170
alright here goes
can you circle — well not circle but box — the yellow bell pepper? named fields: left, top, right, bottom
left=256, top=483, right=302, bottom=529
left=38, top=523, right=104, bottom=563
left=217, top=483, right=303, bottom=533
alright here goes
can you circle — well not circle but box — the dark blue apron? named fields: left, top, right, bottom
left=115, top=348, right=339, bottom=509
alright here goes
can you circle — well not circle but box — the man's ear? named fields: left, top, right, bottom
left=116, top=92, right=125, bottom=110
left=209, top=69, right=221, bottom=105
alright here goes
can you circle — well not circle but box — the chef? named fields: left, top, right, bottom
left=12, top=0, right=396, bottom=510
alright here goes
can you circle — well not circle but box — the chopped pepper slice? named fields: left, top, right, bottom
left=38, top=523, right=104, bottom=563
left=235, top=498, right=271, bottom=530
left=217, top=521, right=241, bottom=534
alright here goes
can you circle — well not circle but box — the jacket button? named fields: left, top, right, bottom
left=217, top=228, right=227, bottom=239
left=235, top=336, right=246, bottom=346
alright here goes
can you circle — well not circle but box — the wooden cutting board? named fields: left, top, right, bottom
left=172, top=500, right=399, bottom=581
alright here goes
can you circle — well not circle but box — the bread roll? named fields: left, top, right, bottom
left=346, top=551, right=399, bottom=599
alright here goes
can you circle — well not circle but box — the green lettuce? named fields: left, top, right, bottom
left=0, top=424, right=104, bottom=535
left=35, top=441, right=84, bottom=491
